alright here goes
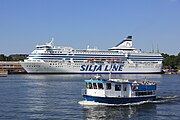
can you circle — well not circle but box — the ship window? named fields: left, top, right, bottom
left=93, top=83, right=97, bottom=89
left=135, top=91, right=154, bottom=96
left=98, top=83, right=104, bottom=89
left=115, top=84, right=121, bottom=91
left=124, top=87, right=127, bottom=91
left=87, top=82, right=93, bottom=89
left=106, top=83, right=111, bottom=90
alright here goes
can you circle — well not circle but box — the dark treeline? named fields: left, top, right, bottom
left=161, top=53, right=180, bottom=70
left=0, top=53, right=180, bottom=70
left=0, top=54, right=28, bottom=61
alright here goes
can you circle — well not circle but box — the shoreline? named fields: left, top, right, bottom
left=0, top=61, right=180, bottom=75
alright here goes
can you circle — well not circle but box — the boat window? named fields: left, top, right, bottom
left=135, top=91, right=154, bottom=96
left=106, top=83, right=111, bottom=90
left=93, top=83, right=97, bottom=89
left=124, top=87, right=127, bottom=91
left=87, top=82, right=93, bottom=89
left=86, top=83, right=88, bottom=89
left=98, top=83, right=104, bottom=89
left=115, top=84, right=121, bottom=91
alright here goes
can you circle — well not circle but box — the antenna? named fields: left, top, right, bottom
left=151, top=44, right=154, bottom=53
left=87, top=45, right=89, bottom=49
left=156, top=44, right=159, bottom=53
left=95, top=74, right=101, bottom=79
left=47, top=37, right=54, bottom=45
left=50, top=37, right=54, bottom=44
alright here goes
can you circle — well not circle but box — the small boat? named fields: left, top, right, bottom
left=80, top=75, right=157, bottom=104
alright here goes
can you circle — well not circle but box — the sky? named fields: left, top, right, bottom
left=0, top=0, right=180, bottom=55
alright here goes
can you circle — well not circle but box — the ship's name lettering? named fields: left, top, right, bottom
left=80, top=64, right=124, bottom=71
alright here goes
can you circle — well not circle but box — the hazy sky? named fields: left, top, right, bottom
left=0, top=0, right=179, bottom=55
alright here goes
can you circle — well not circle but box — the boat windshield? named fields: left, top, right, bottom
left=93, top=83, right=97, bottom=89
left=106, top=83, right=111, bottom=90
left=86, top=82, right=104, bottom=90
left=115, top=84, right=121, bottom=91
left=86, top=82, right=93, bottom=89
left=98, top=83, right=104, bottom=89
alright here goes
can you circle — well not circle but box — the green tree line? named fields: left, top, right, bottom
left=0, top=54, right=28, bottom=61
left=161, top=53, right=180, bottom=70
left=0, top=53, right=180, bottom=70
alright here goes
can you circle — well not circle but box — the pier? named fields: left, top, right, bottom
left=0, top=61, right=27, bottom=74
left=163, top=69, right=180, bottom=74
left=0, top=61, right=180, bottom=75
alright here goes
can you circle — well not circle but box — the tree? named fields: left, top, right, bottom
left=161, top=53, right=180, bottom=70
left=0, top=54, right=6, bottom=61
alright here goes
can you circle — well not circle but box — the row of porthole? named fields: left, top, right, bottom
left=46, top=51, right=119, bottom=55
left=26, top=65, right=40, bottom=67
left=50, top=63, right=80, bottom=65
left=49, top=63, right=63, bottom=66
left=49, top=65, right=81, bottom=68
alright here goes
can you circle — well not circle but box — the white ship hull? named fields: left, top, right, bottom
left=20, top=36, right=163, bottom=74
left=20, top=60, right=162, bottom=74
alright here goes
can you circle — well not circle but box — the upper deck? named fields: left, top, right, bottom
left=31, top=36, right=142, bottom=54
left=27, top=36, right=163, bottom=62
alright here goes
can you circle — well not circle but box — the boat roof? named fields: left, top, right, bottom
left=35, top=36, right=138, bottom=52
left=84, top=79, right=131, bottom=84
left=84, top=79, right=106, bottom=83
left=84, top=79, right=157, bottom=85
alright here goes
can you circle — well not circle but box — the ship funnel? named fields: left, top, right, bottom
left=115, top=36, right=133, bottom=48
left=126, top=36, right=132, bottom=40
left=108, top=36, right=135, bottom=51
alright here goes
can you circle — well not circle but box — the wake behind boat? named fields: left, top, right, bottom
left=20, top=36, right=163, bottom=74
left=79, top=75, right=157, bottom=105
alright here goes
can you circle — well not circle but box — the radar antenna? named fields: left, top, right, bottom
left=47, top=37, right=54, bottom=46
left=49, top=37, right=54, bottom=44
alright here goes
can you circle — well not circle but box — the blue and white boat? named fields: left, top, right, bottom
left=20, top=36, right=163, bottom=74
left=80, top=75, right=157, bottom=104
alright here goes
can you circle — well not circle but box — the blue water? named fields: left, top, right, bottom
left=0, top=74, right=179, bottom=120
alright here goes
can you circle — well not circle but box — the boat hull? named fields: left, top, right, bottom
left=20, top=61, right=163, bottom=74
left=83, top=95, right=156, bottom=104
left=20, top=36, right=163, bottom=74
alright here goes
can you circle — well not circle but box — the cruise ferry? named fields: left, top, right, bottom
left=79, top=75, right=157, bottom=104
left=20, top=36, right=163, bottom=74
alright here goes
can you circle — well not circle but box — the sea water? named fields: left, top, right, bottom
left=0, top=74, right=179, bottom=120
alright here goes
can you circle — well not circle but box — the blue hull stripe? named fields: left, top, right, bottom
left=83, top=95, right=156, bottom=104
left=28, top=71, right=163, bottom=74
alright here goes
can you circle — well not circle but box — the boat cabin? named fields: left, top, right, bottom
left=84, top=79, right=156, bottom=98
